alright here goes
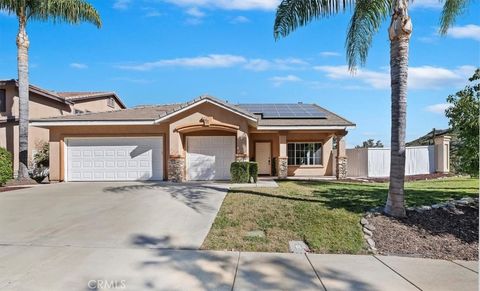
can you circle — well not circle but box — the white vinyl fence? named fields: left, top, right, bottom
left=347, top=146, right=435, bottom=178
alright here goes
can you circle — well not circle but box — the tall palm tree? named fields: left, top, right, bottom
left=274, top=0, right=470, bottom=217
left=0, top=0, right=101, bottom=180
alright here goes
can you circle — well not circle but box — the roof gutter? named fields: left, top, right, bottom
left=30, top=120, right=155, bottom=127
left=255, top=125, right=356, bottom=131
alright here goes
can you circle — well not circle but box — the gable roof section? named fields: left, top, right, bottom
left=0, top=79, right=126, bottom=108
left=154, top=95, right=257, bottom=123
left=0, top=79, right=72, bottom=105
left=58, top=91, right=127, bottom=109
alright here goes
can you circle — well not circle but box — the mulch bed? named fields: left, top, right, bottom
left=369, top=205, right=479, bottom=260
left=0, top=186, right=31, bottom=192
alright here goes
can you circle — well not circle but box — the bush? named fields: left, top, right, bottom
left=0, top=147, right=13, bottom=186
left=249, top=162, right=258, bottom=183
left=230, top=162, right=250, bottom=183
left=33, top=142, right=49, bottom=167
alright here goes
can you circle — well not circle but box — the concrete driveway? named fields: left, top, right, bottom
left=0, top=182, right=228, bottom=249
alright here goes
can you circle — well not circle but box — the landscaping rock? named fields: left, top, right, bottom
left=360, top=218, right=369, bottom=225
left=364, top=224, right=376, bottom=231
left=363, top=227, right=373, bottom=237
left=288, top=240, right=310, bottom=254
left=245, top=230, right=265, bottom=239
left=367, top=238, right=376, bottom=248
left=460, top=197, right=475, bottom=203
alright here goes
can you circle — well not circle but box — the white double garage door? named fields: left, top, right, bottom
left=66, top=136, right=235, bottom=181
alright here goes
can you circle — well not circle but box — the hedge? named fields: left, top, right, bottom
left=249, top=162, right=258, bottom=183
left=230, top=162, right=250, bottom=183
left=0, top=147, right=13, bottom=186
left=230, top=161, right=259, bottom=183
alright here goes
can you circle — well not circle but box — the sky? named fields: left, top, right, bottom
left=0, top=0, right=479, bottom=147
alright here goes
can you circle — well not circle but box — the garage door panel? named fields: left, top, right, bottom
left=187, top=136, right=235, bottom=181
left=67, top=137, right=163, bottom=182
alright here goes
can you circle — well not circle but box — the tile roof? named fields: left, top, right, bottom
left=32, top=95, right=355, bottom=127
left=0, top=80, right=126, bottom=108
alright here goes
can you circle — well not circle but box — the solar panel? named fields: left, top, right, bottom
left=239, top=104, right=326, bottom=119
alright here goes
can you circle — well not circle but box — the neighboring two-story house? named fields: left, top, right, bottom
left=0, top=80, right=126, bottom=176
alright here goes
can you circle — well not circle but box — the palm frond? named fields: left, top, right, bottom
left=0, top=0, right=20, bottom=15
left=30, top=0, right=101, bottom=28
left=346, top=0, right=391, bottom=70
left=274, top=0, right=356, bottom=39
left=439, top=0, right=469, bottom=34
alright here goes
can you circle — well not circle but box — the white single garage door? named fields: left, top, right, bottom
left=186, top=136, right=235, bottom=181
left=66, top=137, right=163, bottom=181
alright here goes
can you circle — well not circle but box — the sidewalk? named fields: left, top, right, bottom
left=0, top=245, right=477, bottom=290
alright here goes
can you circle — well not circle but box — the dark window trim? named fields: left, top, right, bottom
left=0, top=89, right=6, bottom=112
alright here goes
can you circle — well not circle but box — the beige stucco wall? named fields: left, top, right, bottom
left=73, top=97, right=123, bottom=113
left=250, top=131, right=338, bottom=176
left=48, top=124, right=169, bottom=182
left=167, top=102, right=250, bottom=158
left=1, top=83, right=124, bottom=176
left=0, top=85, right=73, bottom=175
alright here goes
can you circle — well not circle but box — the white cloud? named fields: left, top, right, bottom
left=244, top=58, right=309, bottom=71
left=315, top=65, right=476, bottom=90
left=269, top=75, right=302, bottom=86
left=411, top=0, right=442, bottom=9
left=186, top=7, right=205, bottom=18
left=143, top=8, right=162, bottom=17
left=425, top=103, right=452, bottom=114
left=163, top=0, right=281, bottom=10
left=231, top=16, right=250, bottom=24
left=447, top=24, right=480, bottom=41
left=315, top=65, right=389, bottom=89
left=118, top=54, right=247, bottom=71
left=319, top=51, right=341, bottom=57
left=70, top=63, right=88, bottom=69
left=119, top=55, right=309, bottom=72
left=113, top=0, right=131, bottom=10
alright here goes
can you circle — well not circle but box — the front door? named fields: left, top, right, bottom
left=256, top=142, right=271, bottom=175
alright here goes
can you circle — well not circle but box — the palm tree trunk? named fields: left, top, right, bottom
left=385, top=0, right=412, bottom=217
left=16, top=14, right=30, bottom=180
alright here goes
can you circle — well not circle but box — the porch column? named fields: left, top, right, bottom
left=168, top=128, right=185, bottom=182
left=434, top=135, right=451, bottom=173
left=336, top=135, right=347, bottom=180
left=278, top=134, right=288, bottom=179
left=236, top=130, right=249, bottom=162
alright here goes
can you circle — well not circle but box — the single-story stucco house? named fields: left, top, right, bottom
left=30, top=95, right=355, bottom=182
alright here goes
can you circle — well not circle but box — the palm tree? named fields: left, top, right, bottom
left=274, top=0, right=469, bottom=217
left=0, top=0, right=101, bottom=180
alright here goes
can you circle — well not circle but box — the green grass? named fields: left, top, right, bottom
left=202, top=177, right=478, bottom=254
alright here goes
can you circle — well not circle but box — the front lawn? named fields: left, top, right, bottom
left=202, top=177, right=478, bottom=254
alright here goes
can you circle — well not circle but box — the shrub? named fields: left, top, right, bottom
left=249, top=162, right=258, bottom=183
left=0, top=147, right=13, bottom=186
left=33, top=142, right=49, bottom=167
left=230, top=162, right=250, bottom=183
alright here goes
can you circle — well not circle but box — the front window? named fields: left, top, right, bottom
left=287, top=142, right=322, bottom=166
left=0, top=89, right=6, bottom=112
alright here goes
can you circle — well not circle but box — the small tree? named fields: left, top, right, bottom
left=445, top=69, right=480, bottom=177
left=356, top=139, right=384, bottom=148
